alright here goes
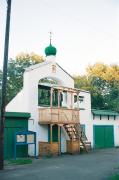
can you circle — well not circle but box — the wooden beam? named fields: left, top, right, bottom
left=58, top=125, right=61, bottom=155
left=50, top=88, right=53, bottom=123
left=58, top=90, right=60, bottom=123
left=50, top=124, right=52, bottom=144
left=71, top=92, right=73, bottom=122
left=52, top=85, right=80, bottom=94
left=50, top=87, right=53, bottom=108
left=58, top=90, right=60, bottom=108
left=77, top=92, right=80, bottom=123
left=77, top=92, right=79, bottom=109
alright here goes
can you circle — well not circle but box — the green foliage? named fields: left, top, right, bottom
left=7, top=158, right=32, bottom=165
left=0, top=52, right=44, bottom=104
left=109, top=174, right=119, bottom=180
left=74, top=75, right=91, bottom=91
left=74, top=63, right=119, bottom=111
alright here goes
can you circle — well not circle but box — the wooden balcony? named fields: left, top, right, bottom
left=38, top=107, right=80, bottom=124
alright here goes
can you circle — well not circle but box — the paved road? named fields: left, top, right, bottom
left=1, top=148, right=119, bottom=180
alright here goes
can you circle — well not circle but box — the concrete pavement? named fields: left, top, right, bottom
left=1, top=148, right=119, bottom=180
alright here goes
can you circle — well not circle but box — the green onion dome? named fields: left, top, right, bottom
left=45, top=44, right=57, bottom=56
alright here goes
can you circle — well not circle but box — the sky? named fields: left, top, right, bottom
left=0, top=0, right=119, bottom=75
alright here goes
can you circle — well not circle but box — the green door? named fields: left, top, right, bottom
left=105, top=126, right=114, bottom=148
left=94, top=125, right=114, bottom=148
left=48, top=125, right=58, bottom=142
left=4, top=113, right=29, bottom=159
left=4, top=127, right=28, bottom=159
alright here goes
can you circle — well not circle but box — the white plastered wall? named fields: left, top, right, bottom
left=79, top=91, right=93, bottom=147
left=6, top=90, right=25, bottom=112
left=6, top=57, right=74, bottom=155
left=93, top=115, right=119, bottom=147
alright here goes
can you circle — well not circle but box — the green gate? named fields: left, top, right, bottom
left=94, top=125, right=114, bottom=148
left=4, top=112, right=30, bottom=159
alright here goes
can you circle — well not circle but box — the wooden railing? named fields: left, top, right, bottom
left=38, top=107, right=80, bottom=124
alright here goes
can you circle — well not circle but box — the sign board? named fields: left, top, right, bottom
left=14, top=131, right=36, bottom=159
left=17, top=135, right=25, bottom=143
left=27, top=134, right=34, bottom=143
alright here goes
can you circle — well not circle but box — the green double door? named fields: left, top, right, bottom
left=94, top=125, right=114, bottom=148
left=4, top=118, right=28, bottom=159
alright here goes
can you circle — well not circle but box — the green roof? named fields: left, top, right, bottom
left=5, top=112, right=31, bottom=118
left=92, top=109, right=119, bottom=116
left=45, top=44, right=57, bottom=56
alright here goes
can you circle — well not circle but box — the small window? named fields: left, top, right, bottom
left=74, top=95, right=84, bottom=103
left=79, top=96, right=84, bottom=102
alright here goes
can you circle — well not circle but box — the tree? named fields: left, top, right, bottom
left=74, top=75, right=106, bottom=109
left=74, top=75, right=91, bottom=91
left=0, top=52, right=44, bottom=104
left=87, top=63, right=119, bottom=82
left=74, top=63, right=119, bottom=111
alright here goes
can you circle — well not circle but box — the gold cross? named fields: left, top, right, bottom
left=49, top=31, right=53, bottom=44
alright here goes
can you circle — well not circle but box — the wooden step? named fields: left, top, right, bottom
left=63, top=123, right=89, bottom=153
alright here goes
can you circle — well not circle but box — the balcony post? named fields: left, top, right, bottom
left=50, top=124, right=53, bottom=144
left=58, top=125, right=61, bottom=155
left=71, top=92, right=73, bottom=123
left=58, top=90, right=60, bottom=108
left=77, top=92, right=80, bottom=123
left=58, top=90, right=61, bottom=123
left=50, top=87, right=53, bottom=123
left=77, top=92, right=79, bottom=109
left=50, top=87, right=53, bottom=108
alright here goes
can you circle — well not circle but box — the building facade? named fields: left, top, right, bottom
left=6, top=43, right=119, bottom=156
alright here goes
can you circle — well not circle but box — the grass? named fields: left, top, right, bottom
left=110, top=174, right=119, bottom=180
left=7, top=158, right=32, bottom=165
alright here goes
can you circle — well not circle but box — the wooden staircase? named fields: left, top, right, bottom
left=63, top=124, right=89, bottom=152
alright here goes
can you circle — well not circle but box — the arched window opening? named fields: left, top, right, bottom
left=38, top=78, right=60, bottom=107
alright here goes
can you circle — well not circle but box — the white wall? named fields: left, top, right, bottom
left=25, top=61, right=74, bottom=155
left=61, top=126, right=70, bottom=153
left=6, top=90, right=26, bottom=112
left=6, top=57, right=74, bottom=155
left=93, top=114, right=119, bottom=147
left=79, top=91, right=93, bottom=147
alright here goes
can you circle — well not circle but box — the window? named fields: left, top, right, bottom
left=52, top=89, right=58, bottom=106
left=61, top=91, right=67, bottom=107
left=38, top=85, right=50, bottom=106
left=38, top=85, right=63, bottom=107
left=79, top=96, right=84, bottom=102
left=52, top=90, right=63, bottom=107
left=74, top=95, right=84, bottom=103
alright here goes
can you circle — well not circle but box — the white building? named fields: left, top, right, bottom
left=6, top=42, right=119, bottom=156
